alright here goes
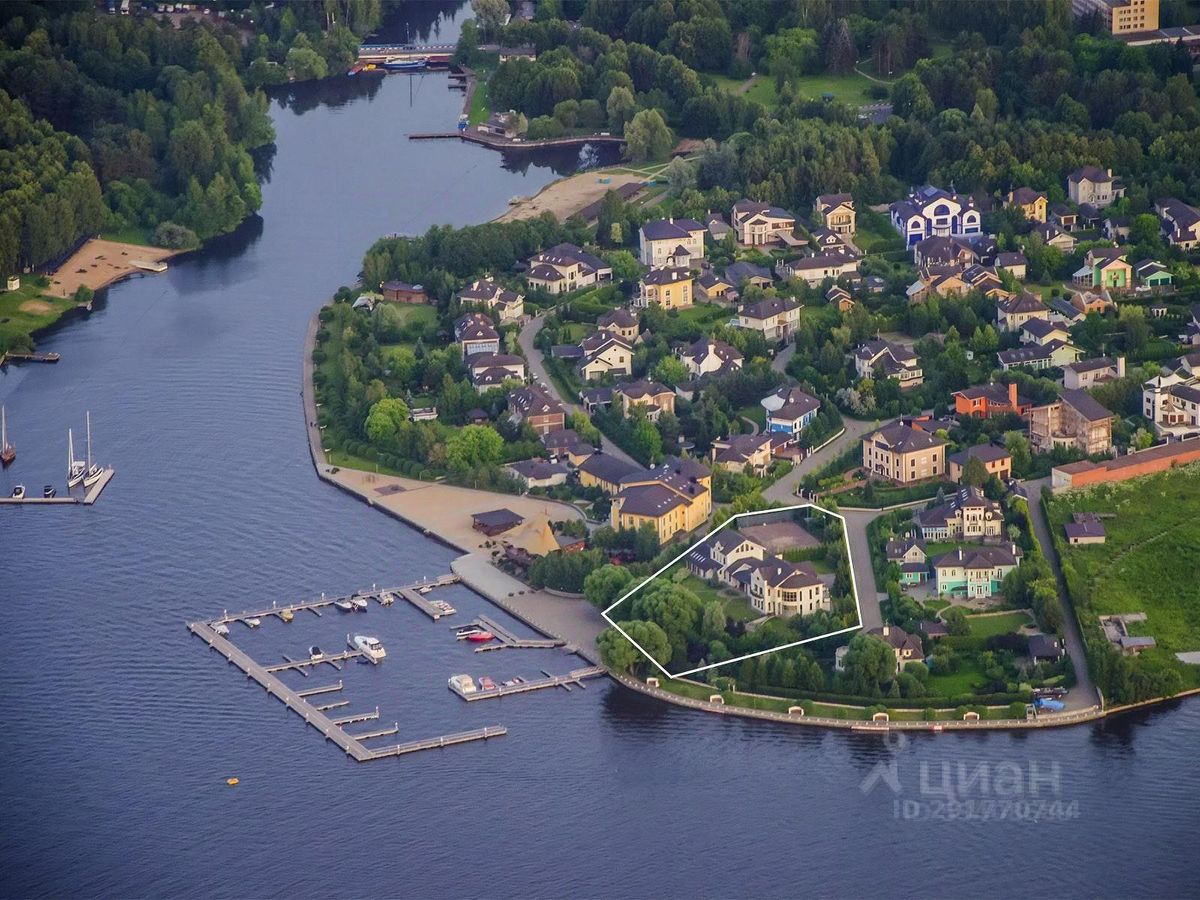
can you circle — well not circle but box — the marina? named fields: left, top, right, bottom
left=206, top=574, right=460, bottom=626
left=0, top=467, right=115, bottom=505
left=448, top=666, right=607, bottom=702
left=187, top=612, right=506, bottom=762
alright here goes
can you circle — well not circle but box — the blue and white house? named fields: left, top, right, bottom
left=761, top=386, right=821, bottom=436
left=889, top=185, right=982, bottom=247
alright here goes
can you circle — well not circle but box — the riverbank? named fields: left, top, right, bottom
left=492, top=170, right=649, bottom=223
left=45, top=238, right=178, bottom=299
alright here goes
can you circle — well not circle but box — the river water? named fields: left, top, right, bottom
left=1, top=5, right=1198, bottom=897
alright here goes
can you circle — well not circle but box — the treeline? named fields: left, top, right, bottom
left=0, top=6, right=275, bottom=273
left=242, top=0, right=385, bottom=86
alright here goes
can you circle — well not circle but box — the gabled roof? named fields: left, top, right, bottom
left=931, top=544, right=1020, bottom=570
left=681, top=337, right=743, bottom=366
left=1059, top=388, right=1113, bottom=422
left=509, top=384, right=563, bottom=418
left=640, top=218, right=704, bottom=241
left=641, top=266, right=691, bottom=286
left=997, top=292, right=1047, bottom=316
left=947, top=443, right=1011, bottom=466
left=725, top=261, right=773, bottom=285
left=455, top=312, right=499, bottom=342
left=597, top=308, right=638, bottom=329
left=866, top=422, right=947, bottom=453
left=815, top=193, right=853, bottom=211
left=1069, top=165, right=1113, bottom=185
left=754, top=558, right=822, bottom=590
left=739, top=296, right=800, bottom=320
left=614, top=380, right=672, bottom=401
left=577, top=452, right=643, bottom=484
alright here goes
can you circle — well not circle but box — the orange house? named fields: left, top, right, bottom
left=953, top=383, right=1030, bottom=419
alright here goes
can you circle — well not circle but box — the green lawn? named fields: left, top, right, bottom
left=737, top=403, right=766, bottom=430
left=926, top=659, right=988, bottom=696
left=467, top=59, right=496, bottom=125
left=677, top=574, right=762, bottom=622
left=560, top=322, right=592, bottom=342
left=965, top=610, right=1034, bottom=638
left=790, top=71, right=878, bottom=106
left=1047, top=464, right=1200, bottom=689
left=100, top=225, right=154, bottom=246
left=709, top=73, right=779, bottom=106
left=0, top=279, right=79, bottom=353
left=673, top=303, right=731, bottom=327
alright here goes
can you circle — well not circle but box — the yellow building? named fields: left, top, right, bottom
left=1005, top=187, right=1048, bottom=224
left=610, top=461, right=712, bottom=543
left=1072, top=0, right=1158, bottom=33
left=636, top=266, right=693, bottom=309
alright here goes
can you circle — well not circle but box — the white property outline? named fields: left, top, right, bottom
left=601, top=503, right=865, bottom=678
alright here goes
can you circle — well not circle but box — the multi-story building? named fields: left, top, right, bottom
left=526, top=243, right=612, bottom=294
left=862, top=423, right=947, bottom=484
left=947, top=444, right=1013, bottom=483
left=853, top=339, right=924, bottom=389
left=1071, top=0, right=1158, bottom=34
left=577, top=332, right=633, bottom=381
left=730, top=199, right=797, bottom=246
left=1028, top=389, right=1114, bottom=455
left=775, top=252, right=858, bottom=287
left=635, top=266, right=693, bottom=309
left=996, top=291, right=1050, bottom=333
left=610, top=458, right=712, bottom=543
left=1155, top=197, right=1200, bottom=250
left=613, top=380, right=675, bottom=421
left=458, top=278, right=524, bottom=324
left=596, top=308, right=639, bottom=343
left=468, top=352, right=525, bottom=387
left=814, top=193, right=856, bottom=236
left=677, top=337, right=743, bottom=379
left=953, top=383, right=1030, bottom=419
left=1005, top=187, right=1048, bottom=223
left=734, top=296, right=801, bottom=343
left=710, top=433, right=774, bottom=475
left=454, top=312, right=500, bottom=358
left=762, top=386, right=820, bottom=436
left=507, top=385, right=565, bottom=436
left=932, top=544, right=1022, bottom=599
left=638, top=218, right=706, bottom=267
left=1067, top=166, right=1124, bottom=208
left=889, top=185, right=982, bottom=247
left=916, top=486, right=1004, bottom=541
left=685, top=526, right=829, bottom=618
left=1142, top=362, right=1200, bottom=438
left=1063, top=356, right=1125, bottom=390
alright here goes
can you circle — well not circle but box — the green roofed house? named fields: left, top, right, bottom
left=932, top=543, right=1022, bottom=599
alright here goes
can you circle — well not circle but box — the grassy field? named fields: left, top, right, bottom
left=965, top=610, right=1034, bottom=638
left=0, top=279, right=79, bottom=353
left=737, top=403, right=766, bottom=430
left=100, top=225, right=154, bottom=246
left=708, top=73, right=778, bottom=106
left=677, top=574, right=762, bottom=622
left=1047, top=464, right=1200, bottom=687
left=925, top=659, right=987, bottom=696
left=467, top=58, right=497, bottom=125
left=673, top=303, right=731, bottom=327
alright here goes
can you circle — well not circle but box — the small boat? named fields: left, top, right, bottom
left=417, top=585, right=433, bottom=594
left=308, top=645, right=324, bottom=660
left=243, top=617, right=261, bottom=628
left=350, top=634, right=386, bottom=662
left=466, top=631, right=494, bottom=643
left=350, top=595, right=369, bottom=612
left=1, top=405, right=14, bottom=467
left=10, top=484, right=25, bottom=499
left=455, top=628, right=482, bottom=640
left=214, top=623, right=230, bottom=637
left=448, top=673, right=476, bottom=694
left=278, top=609, right=294, bottom=623
left=67, top=428, right=85, bottom=488
left=479, top=676, right=497, bottom=691
left=382, top=56, right=427, bottom=71
left=82, top=412, right=103, bottom=488
left=334, top=599, right=354, bottom=612
left=433, top=600, right=457, bottom=615
left=42, top=484, right=56, bottom=498
left=502, top=676, right=526, bottom=687
left=378, top=591, right=396, bottom=606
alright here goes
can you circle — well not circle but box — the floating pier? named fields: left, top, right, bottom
left=0, top=467, right=116, bottom=506
left=453, top=614, right=566, bottom=652
left=0, top=351, right=60, bottom=365
left=399, top=586, right=454, bottom=620
left=265, top=650, right=364, bottom=673
left=449, top=666, right=607, bottom=702
left=208, top=575, right=460, bottom=627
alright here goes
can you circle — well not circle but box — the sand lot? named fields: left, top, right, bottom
left=48, top=239, right=177, bottom=298
left=492, top=170, right=647, bottom=223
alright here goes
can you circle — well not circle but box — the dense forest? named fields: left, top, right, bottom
left=483, top=0, right=1200, bottom=208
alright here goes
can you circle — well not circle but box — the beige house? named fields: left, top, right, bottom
left=730, top=199, right=798, bottom=246
left=1063, top=356, right=1125, bottom=390
left=749, top=560, right=828, bottom=617
left=638, top=218, right=705, bottom=268
left=678, top=337, right=743, bottom=379
left=710, top=433, right=773, bottom=475
left=614, top=380, right=675, bottom=421
left=1067, top=166, right=1124, bottom=208
left=814, top=193, right=856, bottom=236
left=635, top=266, right=693, bottom=309
left=1028, top=389, right=1114, bottom=456
left=734, top=296, right=801, bottom=342
left=776, top=253, right=858, bottom=287
left=610, top=459, right=712, bottom=543
left=916, top=486, right=1003, bottom=540
left=862, top=422, right=947, bottom=484
left=578, top=332, right=633, bottom=381
left=458, top=278, right=524, bottom=324
left=526, top=243, right=611, bottom=295
left=596, top=308, right=639, bottom=342
left=853, top=339, right=923, bottom=389
left=1005, top=187, right=1048, bottom=223
left=996, top=291, right=1050, bottom=333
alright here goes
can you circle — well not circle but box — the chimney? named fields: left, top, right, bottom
left=882, top=626, right=890, bottom=636
left=1106, top=168, right=1112, bottom=177
left=1008, top=382, right=1018, bottom=409
left=1117, top=356, right=1126, bottom=378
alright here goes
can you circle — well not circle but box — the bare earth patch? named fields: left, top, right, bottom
left=18, top=299, right=54, bottom=315
left=47, top=239, right=177, bottom=298
left=492, top=170, right=646, bottom=223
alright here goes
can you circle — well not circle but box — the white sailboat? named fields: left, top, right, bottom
left=1, top=405, right=14, bottom=466
left=67, top=427, right=86, bottom=488
left=83, top=411, right=103, bottom=487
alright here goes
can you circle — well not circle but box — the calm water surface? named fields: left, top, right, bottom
left=1, top=5, right=1198, bottom=897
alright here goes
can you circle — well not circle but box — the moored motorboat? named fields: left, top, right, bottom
left=479, top=675, right=497, bottom=691
left=334, top=599, right=354, bottom=612
left=350, top=634, right=386, bottom=662
left=243, top=617, right=261, bottom=628
left=448, top=673, right=476, bottom=694
left=378, top=591, right=396, bottom=606
left=433, top=599, right=456, bottom=615
left=466, top=631, right=494, bottom=643
left=42, top=484, right=56, bottom=498
left=309, top=645, right=324, bottom=660
left=350, top=595, right=369, bottom=612
left=279, top=608, right=294, bottom=623
left=382, top=56, right=427, bottom=71
left=11, top=484, right=25, bottom=499
left=214, top=623, right=230, bottom=637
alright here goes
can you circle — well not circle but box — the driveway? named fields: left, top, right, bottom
left=763, top=415, right=879, bottom=504
left=1021, top=476, right=1102, bottom=711
left=839, top=507, right=884, bottom=630
left=518, top=314, right=641, bottom=468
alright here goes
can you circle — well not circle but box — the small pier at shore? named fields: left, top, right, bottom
left=0, top=467, right=116, bottom=506
left=0, top=351, right=61, bottom=365
left=188, top=575, right=511, bottom=762
left=449, top=666, right=606, bottom=702
left=453, top=614, right=566, bottom=652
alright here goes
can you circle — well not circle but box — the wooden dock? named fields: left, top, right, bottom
left=449, top=666, right=606, bottom=702
left=0, top=466, right=116, bottom=506
left=399, top=587, right=455, bottom=620
left=0, top=350, right=60, bottom=365
left=187, top=619, right=505, bottom=762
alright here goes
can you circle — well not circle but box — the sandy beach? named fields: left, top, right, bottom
left=492, top=170, right=648, bottom=223
left=47, top=239, right=177, bottom=298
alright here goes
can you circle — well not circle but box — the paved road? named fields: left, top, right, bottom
left=770, top=340, right=795, bottom=374
left=517, top=314, right=641, bottom=467
left=840, top=508, right=884, bottom=630
left=1022, top=476, right=1102, bottom=711
left=763, top=415, right=879, bottom=504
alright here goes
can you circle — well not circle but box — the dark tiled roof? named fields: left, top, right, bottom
left=640, top=218, right=704, bottom=241
left=1059, top=388, right=1113, bottom=422
left=867, top=422, right=947, bottom=453
left=577, top=453, right=643, bottom=485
